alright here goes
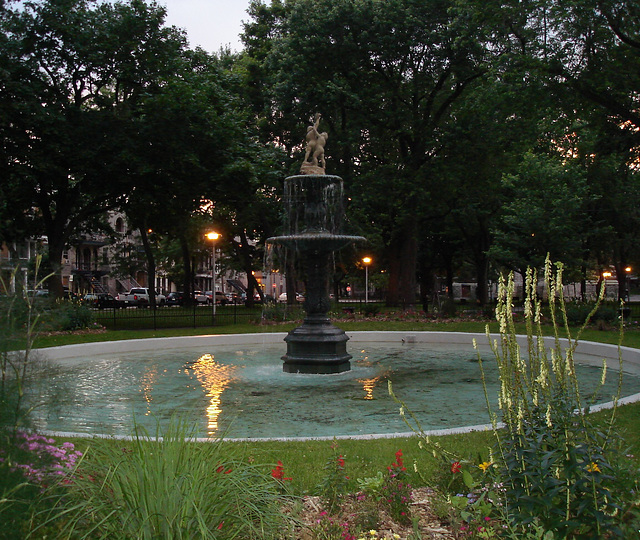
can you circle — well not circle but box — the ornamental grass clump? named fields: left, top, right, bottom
left=482, top=258, right=630, bottom=538
left=38, top=419, right=292, bottom=539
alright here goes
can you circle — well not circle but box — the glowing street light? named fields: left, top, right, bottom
left=205, top=232, right=220, bottom=317
left=362, top=256, right=372, bottom=303
left=625, top=266, right=632, bottom=302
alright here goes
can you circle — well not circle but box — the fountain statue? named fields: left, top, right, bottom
left=267, top=115, right=366, bottom=373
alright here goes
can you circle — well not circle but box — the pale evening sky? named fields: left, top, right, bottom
left=160, top=0, right=252, bottom=53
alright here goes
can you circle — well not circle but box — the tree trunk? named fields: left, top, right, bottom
left=386, top=217, right=418, bottom=307
left=474, top=255, right=489, bottom=305
left=237, top=229, right=261, bottom=306
left=45, top=238, right=65, bottom=299
left=285, top=257, right=297, bottom=305
left=139, top=227, right=157, bottom=308
left=180, top=235, right=194, bottom=305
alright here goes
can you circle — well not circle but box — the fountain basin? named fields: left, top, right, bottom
left=29, top=332, right=640, bottom=441
left=267, top=233, right=366, bottom=253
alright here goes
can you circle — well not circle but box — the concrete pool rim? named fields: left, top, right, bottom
left=34, top=331, right=640, bottom=442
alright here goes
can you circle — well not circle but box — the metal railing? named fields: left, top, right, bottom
left=93, top=303, right=261, bottom=331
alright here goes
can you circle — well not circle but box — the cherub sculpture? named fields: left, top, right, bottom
left=301, top=113, right=328, bottom=174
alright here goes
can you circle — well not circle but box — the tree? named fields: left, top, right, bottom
left=244, top=0, right=489, bottom=305
left=0, top=0, right=186, bottom=297
left=490, top=152, right=590, bottom=275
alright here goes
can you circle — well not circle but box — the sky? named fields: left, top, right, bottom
left=160, top=0, right=252, bottom=53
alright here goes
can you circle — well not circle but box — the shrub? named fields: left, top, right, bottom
left=0, top=432, right=82, bottom=539
left=362, top=304, right=380, bottom=317
left=391, top=257, right=638, bottom=538
left=42, top=300, right=96, bottom=331
left=564, top=301, right=618, bottom=326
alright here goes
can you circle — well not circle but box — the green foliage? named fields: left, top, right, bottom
left=356, top=471, right=385, bottom=501
left=362, top=304, right=380, bottom=317
left=43, top=419, right=291, bottom=539
left=382, top=450, right=412, bottom=525
left=261, top=302, right=301, bottom=323
left=316, top=443, right=350, bottom=513
left=389, top=258, right=640, bottom=537
left=0, top=262, right=78, bottom=538
left=0, top=432, right=83, bottom=540
left=42, top=300, right=96, bottom=332
left=484, top=259, right=628, bottom=537
left=564, top=301, right=619, bottom=326
left=437, top=298, right=457, bottom=319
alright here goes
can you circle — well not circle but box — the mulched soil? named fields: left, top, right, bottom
left=291, top=487, right=460, bottom=539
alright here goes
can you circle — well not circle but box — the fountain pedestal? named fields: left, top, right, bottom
left=283, top=316, right=351, bottom=374
left=267, top=174, right=365, bottom=374
left=282, top=245, right=351, bottom=373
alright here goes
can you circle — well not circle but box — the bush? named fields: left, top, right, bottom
left=391, top=258, right=638, bottom=538
left=362, top=304, right=380, bottom=317
left=565, top=301, right=618, bottom=326
left=0, top=432, right=82, bottom=539
left=42, top=300, right=96, bottom=331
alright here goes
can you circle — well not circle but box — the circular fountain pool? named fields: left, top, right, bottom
left=30, top=332, right=640, bottom=440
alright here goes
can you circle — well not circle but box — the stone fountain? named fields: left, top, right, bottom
left=267, top=114, right=365, bottom=374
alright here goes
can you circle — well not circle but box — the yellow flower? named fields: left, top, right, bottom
left=587, top=462, right=601, bottom=473
left=478, top=461, right=492, bottom=472
left=369, top=531, right=377, bottom=537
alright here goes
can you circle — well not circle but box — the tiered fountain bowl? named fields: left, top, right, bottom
left=267, top=174, right=365, bottom=374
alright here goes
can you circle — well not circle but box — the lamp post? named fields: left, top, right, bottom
left=362, top=256, right=372, bottom=303
left=205, top=232, right=220, bottom=317
left=625, top=266, right=632, bottom=302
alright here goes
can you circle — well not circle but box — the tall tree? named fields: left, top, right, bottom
left=0, top=0, right=186, bottom=296
left=244, top=0, right=489, bottom=305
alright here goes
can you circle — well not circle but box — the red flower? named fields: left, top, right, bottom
left=451, top=461, right=462, bottom=474
left=395, top=450, right=404, bottom=468
left=337, top=455, right=345, bottom=468
left=271, top=461, right=284, bottom=480
left=271, top=460, right=292, bottom=481
left=388, top=449, right=407, bottom=473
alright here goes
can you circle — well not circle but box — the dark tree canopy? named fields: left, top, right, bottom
left=0, top=0, right=188, bottom=295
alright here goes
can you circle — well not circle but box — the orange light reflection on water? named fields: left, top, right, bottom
left=357, top=351, right=385, bottom=400
left=140, top=365, right=158, bottom=415
left=191, top=354, right=236, bottom=436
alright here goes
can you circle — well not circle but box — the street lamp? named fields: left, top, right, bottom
left=205, top=232, right=220, bottom=317
left=625, top=266, right=632, bottom=302
left=362, top=256, right=372, bottom=303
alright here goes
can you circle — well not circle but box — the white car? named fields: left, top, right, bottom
left=277, top=292, right=305, bottom=303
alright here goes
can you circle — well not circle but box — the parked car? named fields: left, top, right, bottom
left=206, top=291, right=229, bottom=305
left=193, top=290, right=208, bottom=304
left=277, top=292, right=305, bottom=303
left=116, top=288, right=166, bottom=306
left=83, top=293, right=121, bottom=309
left=166, top=291, right=187, bottom=306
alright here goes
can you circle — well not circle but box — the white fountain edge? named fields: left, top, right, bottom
left=34, top=331, right=640, bottom=443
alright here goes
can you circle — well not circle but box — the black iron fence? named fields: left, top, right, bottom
left=94, top=303, right=262, bottom=331
left=92, top=301, right=380, bottom=331
left=91, top=300, right=640, bottom=331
